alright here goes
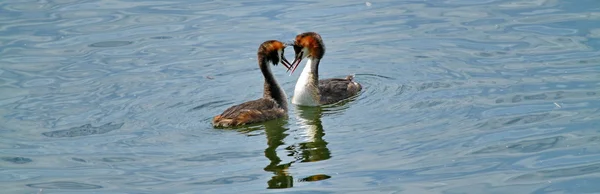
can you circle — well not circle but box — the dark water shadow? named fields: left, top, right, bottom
left=88, top=41, right=133, bottom=48
left=291, top=106, right=332, bottom=164
left=472, top=136, right=564, bottom=155
left=261, top=106, right=332, bottom=189
left=508, top=162, right=600, bottom=183
left=42, top=122, right=124, bottom=138
left=191, top=175, right=260, bottom=185
left=318, top=90, right=363, bottom=117
left=1, top=156, right=33, bottom=164
left=26, top=181, right=102, bottom=189
left=188, top=100, right=230, bottom=112
left=260, top=119, right=294, bottom=189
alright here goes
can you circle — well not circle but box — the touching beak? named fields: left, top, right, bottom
left=281, top=55, right=291, bottom=70
left=287, top=51, right=303, bottom=75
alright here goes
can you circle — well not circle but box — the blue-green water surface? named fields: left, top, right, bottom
left=1, top=0, right=600, bottom=193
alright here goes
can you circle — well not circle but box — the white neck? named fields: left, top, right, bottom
left=292, top=58, right=320, bottom=106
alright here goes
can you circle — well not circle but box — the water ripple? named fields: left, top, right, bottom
left=1, top=156, right=33, bottom=164
left=26, top=181, right=103, bottom=189
left=42, top=122, right=124, bottom=138
left=1, top=0, right=600, bottom=192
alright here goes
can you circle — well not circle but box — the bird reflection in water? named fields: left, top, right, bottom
left=258, top=106, right=332, bottom=189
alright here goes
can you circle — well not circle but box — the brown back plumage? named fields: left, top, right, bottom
left=212, top=98, right=286, bottom=128
left=318, top=75, right=362, bottom=105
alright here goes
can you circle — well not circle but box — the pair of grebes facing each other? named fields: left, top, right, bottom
left=212, top=32, right=362, bottom=128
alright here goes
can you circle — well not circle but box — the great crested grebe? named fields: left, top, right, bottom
left=288, top=32, right=362, bottom=106
left=212, top=40, right=292, bottom=128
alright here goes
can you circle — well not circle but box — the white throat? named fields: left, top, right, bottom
left=292, top=58, right=320, bottom=106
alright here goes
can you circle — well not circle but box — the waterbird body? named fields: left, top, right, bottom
left=212, top=40, right=292, bottom=128
left=288, top=32, right=362, bottom=106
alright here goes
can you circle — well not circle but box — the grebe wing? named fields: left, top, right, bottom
left=318, top=75, right=362, bottom=105
left=219, top=98, right=278, bottom=118
left=213, top=98, right=286, bottom=127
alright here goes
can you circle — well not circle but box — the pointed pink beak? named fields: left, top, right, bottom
left=287, top=51, right=304, bottom=75
left=281, top=55, right=291, bottom=69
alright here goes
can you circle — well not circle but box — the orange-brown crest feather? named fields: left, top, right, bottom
left=263, top=40, right=284, bottom=54
left=270, top=41, right=285, bottom=51
left=295, top=32, right=324, bottom=59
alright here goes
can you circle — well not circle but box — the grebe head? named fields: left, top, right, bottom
left=259, top=40, right=292, bottom=68
left=289, top=32, right=326, bottom=74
